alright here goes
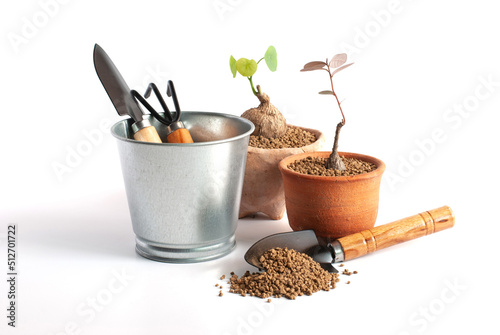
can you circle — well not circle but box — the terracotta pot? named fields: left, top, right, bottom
left=279, top=151, right=385, bottom=239
left=239, top=125, right=325, bottom=220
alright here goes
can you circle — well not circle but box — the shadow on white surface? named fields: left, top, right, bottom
left=18, top=191, right=136, bottom=260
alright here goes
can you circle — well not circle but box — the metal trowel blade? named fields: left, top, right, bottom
left=244, top=230, right=337, bottom=273
left=93, top=44, right=144, bottom=122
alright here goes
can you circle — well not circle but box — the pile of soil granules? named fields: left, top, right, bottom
left=249, top=126, right=316, bottom=149
left=224, top=247, right=340, bottom=300
left=287, top=156, right=376, bottom=176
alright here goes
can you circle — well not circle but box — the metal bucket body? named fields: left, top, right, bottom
left=111, top=112, right=254, bottom=262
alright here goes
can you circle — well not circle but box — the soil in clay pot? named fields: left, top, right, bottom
left=288, top=155, right=376, bottom=176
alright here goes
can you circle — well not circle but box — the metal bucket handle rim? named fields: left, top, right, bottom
left=110, top=111, right=255, bottom=146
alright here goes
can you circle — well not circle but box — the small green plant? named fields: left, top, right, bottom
left=230, top=46, right=286, bottom=138
left=301, top=53, right=354, bottom=170
left=230, top=46, right=277, bottom=96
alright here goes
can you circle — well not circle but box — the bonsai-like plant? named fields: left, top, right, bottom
left=230, top=46, right=287, bottom=138
left=300, top=53, right=353, bottom=170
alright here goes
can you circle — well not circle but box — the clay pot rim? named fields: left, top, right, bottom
left=279, top=151, right=386, bottom=181
left=247, top=124, right=325, bottom=153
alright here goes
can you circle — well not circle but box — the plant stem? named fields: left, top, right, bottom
left=332, top=122, right=343, bottom=153
left=248, top=76, right=258, bottom=95
left=326, top=121, right=346, bottom=170
left=325, top=64, right=346, bottom=170
left=327, top=65, right=346, bottom=124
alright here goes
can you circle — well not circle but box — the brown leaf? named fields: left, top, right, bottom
left=318, top=90, right=334, bottom=95
left=331, top=62, right=354, bottom=76
left=300, top=61, right=327, bottom=71
left=329, top=53, right=347, bottom=68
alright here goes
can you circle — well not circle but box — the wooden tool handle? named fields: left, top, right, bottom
left=338, top=206, right=455, bottom=261
left=133, top=126, right=162, bottom=143
left=167, top=128, right=194, bottom=143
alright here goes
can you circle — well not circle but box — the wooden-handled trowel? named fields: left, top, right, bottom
left=245, top=206, right=455, bottom=273
left=93, top=44, right=162, bottom=143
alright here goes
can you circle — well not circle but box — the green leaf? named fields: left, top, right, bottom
left=318, top=90, right=334, bottom=95
left=236, top=58, right=258, bottom=77
left=264, top=46, right=277, bottom=72
left=229, top=55, right=237, bottom=78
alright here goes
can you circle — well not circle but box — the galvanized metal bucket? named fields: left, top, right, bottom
left=111, top=112, right=254, bottom=263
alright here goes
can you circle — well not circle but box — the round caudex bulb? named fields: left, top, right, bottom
left=241, top=86, right=287, bottom=139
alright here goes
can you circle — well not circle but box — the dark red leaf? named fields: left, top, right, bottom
left=331, top=63, right=354, bottom=76
left=300, top=61, right=327, bottom=71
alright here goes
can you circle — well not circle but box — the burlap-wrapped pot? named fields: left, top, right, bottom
left=239, top=125, right=325, bottom=220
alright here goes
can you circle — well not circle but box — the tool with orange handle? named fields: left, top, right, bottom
left=245, top=206, right=455, bottom=273
left=133, top=81, right=194, bottom=144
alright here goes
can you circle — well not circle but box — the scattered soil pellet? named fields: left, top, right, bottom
left=220, top=275, right=225, bottom=280
left=249, top=126, right=316, bottom=149
left=215, top=284, right=219, bottom=287
left=219, top=290, right=223, bottom=297
left=267, top=299, right=272, bottom=303
left=339, top=264, right=344, bottom=267
left=346, top=281, right=351, bottom=284
left=353, top=271, right=358, bottom=274
left=227, top=247, right=339, bottom=300
left=287, top=156, right=376, bottom=176
left=342, top=269, right=353, bottom=276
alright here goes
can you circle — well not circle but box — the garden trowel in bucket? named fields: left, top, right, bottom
left=94, top=44, right=193, bottom=144
left=245, top=206, right=454, bottom=273
left=93, top=44, right=163, bottom=143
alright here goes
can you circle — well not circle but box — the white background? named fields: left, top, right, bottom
left=1, top=0, right=499, bottom=334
